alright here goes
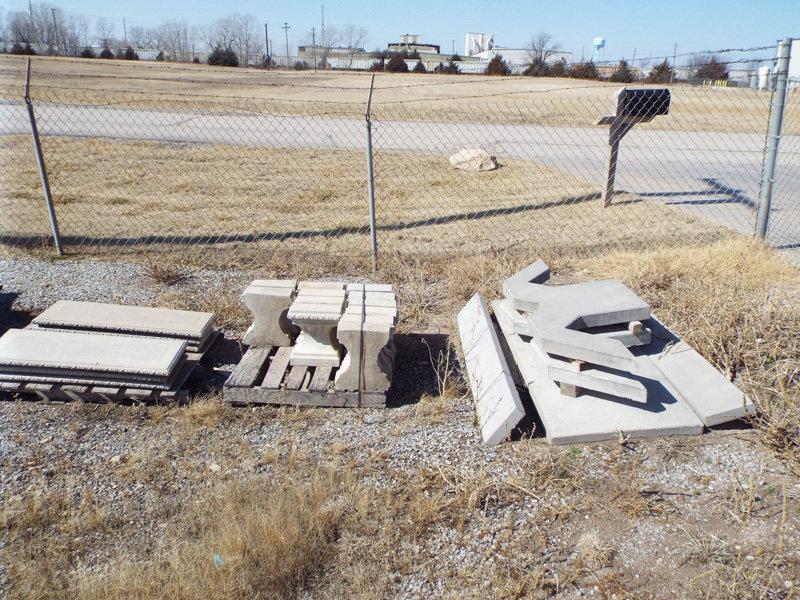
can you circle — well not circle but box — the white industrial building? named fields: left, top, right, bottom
left=464, top=33, right=572, bottom=66
left=472, top=47, right=573, bottom=66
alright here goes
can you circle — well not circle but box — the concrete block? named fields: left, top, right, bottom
left=346, top=283, right=394, bottom=293
left=241, top=283, right=297, bottom=347
left=457, top=293, right=525, bottom=445
left=335, top=316, right=395, bottom=392
left=249, top=279, right=297, bottom=290
left=298, top=281, right=345, bottom=290
left=648, top=316, right=754, bottom=426
left=501, top=259, right=551, bottom=311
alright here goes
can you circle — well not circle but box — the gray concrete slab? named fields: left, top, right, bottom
left=0, top=328, right=186, bottom=378
left=646, top=317, right=754, bottom=426
left=33, top=300, right=214, bottom=341
left=457, top=293, right=525, bottom=445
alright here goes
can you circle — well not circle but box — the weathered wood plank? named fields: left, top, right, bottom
left=309, top=366, right=332, bottom=392
left=225, top=386, right=360, bottom=407
left=285, top=365, right=308, bottom=391
left=263, top=347, right=291, bottom=389
left=225, top=347, right=273, bottom=388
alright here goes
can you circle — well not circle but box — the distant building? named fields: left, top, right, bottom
left=465, top=33, right=494, bottom=56
left=472, top=48, right=573, bottom=66
left=298, top=45, right=365, bottom=60
left=387, top=34, right=440, bottom=55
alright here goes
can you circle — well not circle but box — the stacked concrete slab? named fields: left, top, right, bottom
left=457, top=261, right=754, bottom=445
left=0, top=328, right=189, bottom=390
left=32, top=300, right=217, bottom=353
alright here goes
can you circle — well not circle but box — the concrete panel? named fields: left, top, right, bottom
left=647, top=317, right=754, bottom=426
left=0, top=329, right=185, bottom=378
left=33, top=300, right=214, bottom=341
left=457, top=293, right=524, bottom=445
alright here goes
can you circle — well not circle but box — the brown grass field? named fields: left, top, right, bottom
left=0, top=134, right=732, bottom=260
left=1, top=54, right=798, bottom=133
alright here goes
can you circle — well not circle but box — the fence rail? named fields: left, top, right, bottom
left=1, top=49, right=798, bottom=268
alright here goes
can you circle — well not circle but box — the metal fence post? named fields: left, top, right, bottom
left=365, top=74, right=378, bottom=270
left=755, top=37, right=792, bottom=240
left=24, top=58, right=63, bottom=255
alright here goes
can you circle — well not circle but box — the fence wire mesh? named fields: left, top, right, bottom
left=0, top=49, right=798, bottom=268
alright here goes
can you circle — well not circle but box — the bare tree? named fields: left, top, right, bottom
left=342, top=24, right=368, bottom=68
left=525, top=32, right=561, bottom=67
left=8, top=10, right=36, bottom=44
left=95, top=17, right=115, bottom=50
left=197, top=14, right=261, bottom=64
left=156, top=20, right=191, bottom=60
left=128, top=25, right=157, bottom=49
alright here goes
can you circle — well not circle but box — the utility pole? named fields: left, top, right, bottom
left=264, top=23, right=270, bottom=63
left=28, top=0, right=34, bottom=45
left=670, top=43, right=677, bottom=83
left=312, top=27, right=317, bottom=71
left=282, top=22, right=290, bottom=67
left=123, top=17, right=127, bottom=45
left=321, top=4, right=324, bottom=32
left=50, top=8, right=58, bottom=55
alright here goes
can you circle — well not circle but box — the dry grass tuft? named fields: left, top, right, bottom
left=144, top=261, right=184, bottom=285
left=575, top=532, right=615, bottom=570
left=155, top=285, right=250, bottom=332
left=72, top=468, right=361, bottom=600
left=180, top=394, right=233, bottom=428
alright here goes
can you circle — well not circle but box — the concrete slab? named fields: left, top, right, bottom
left=457, top=293, right=525, bottom=445
left=492, top=300, right=704, bottom=444
left=0, top=329, right=185, bottom=378
left=646, top=317, right=754, bottom=426
left=33, top=300, right=214, bottom=341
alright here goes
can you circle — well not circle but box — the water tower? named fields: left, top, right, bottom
left=590, top=37, right=606, bottom=62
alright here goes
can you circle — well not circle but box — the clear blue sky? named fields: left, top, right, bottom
left=2, top=0, right=798, bottom=61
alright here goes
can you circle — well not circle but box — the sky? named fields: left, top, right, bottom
left=1, top=0, right=798, bottom=62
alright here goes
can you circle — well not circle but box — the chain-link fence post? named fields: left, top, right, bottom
left=755, top=37, right=793, bottom=240
left=24, top=58, right=63, bottom=255
left=365, top=74, right=378, bottom=270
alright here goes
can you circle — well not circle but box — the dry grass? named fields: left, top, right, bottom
left=155, top=285, right=250, bottom=332
left=73, top=468, right=359, bottom=600
left=1, top=54, right=796, bottom=134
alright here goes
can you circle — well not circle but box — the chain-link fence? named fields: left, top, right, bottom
left=1, top=46, right=798, bottom=268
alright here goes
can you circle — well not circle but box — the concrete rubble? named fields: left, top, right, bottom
left=458, top=261, right=754, bottom=445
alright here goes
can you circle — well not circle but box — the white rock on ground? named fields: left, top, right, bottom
left=448, top=148, right=499, bottom=172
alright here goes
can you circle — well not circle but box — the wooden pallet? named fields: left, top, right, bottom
left=224, top=346, right=386, bottom=408
left=0, top=357, right=198, bottom=404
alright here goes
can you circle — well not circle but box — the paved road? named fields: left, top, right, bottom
left=1, top=100, right=798, bottom=258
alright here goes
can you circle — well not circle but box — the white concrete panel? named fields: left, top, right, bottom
left=0, top=329, right=185, bottom=377
left=457, top=293, right=524, bottom=445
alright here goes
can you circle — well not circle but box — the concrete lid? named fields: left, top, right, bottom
left=0, top=328, right=186, bottom=377
left=33, top=300, right=215, bottom=340
left=249, top=279, right=297, bottom=289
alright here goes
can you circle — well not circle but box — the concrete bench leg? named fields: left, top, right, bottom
left=241, top=281, right=298, bottom=347
left=335, top=317, right=394, bottom=392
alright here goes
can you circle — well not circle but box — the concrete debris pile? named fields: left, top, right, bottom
left=457, top=260, right=754, bottom=445
left=0, top=302, right=216, bottom=401
left=226, top=279, right=397, bottom=406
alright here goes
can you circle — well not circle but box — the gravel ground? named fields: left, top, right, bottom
left=1, top=256, right=799, bottom=598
